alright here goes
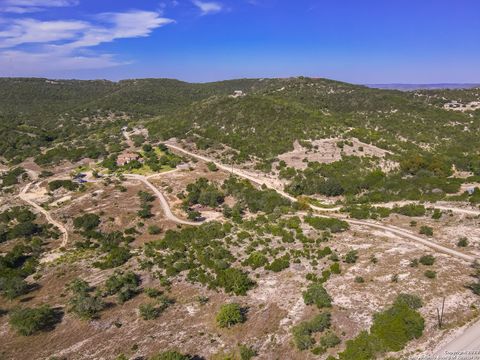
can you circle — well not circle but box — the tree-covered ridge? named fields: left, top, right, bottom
left=0, top=76, right=479, bottom=174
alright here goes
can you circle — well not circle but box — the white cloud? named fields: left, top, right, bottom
left=192, top=0, right=223, bottom=15
left=1, top=0, right=79, bottom=13
left=0, top=10, right=174, bottom=73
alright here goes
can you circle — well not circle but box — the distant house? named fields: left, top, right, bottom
left=466, top=187, right=476, bottom=195
left=117, top=152, right=140, bottom=166
left=177, top=163, right=191, bottom=171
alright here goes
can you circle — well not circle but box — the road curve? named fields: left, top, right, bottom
left=124, top=174, right=201, bottom=226
left=19, top=182, right=69, bottom=247
left=165, top=142, right=477, bottom=263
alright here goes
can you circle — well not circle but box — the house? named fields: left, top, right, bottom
left=466, top=187, right=476, bottom=195
left=117, top=152, right=140, bottom=166
left=177, top=163, right=191, bottom=171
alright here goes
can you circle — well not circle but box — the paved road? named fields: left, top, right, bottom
left=436, top=319, right=480, bottom=354
left=19, top=182, right=69, bottom=247
left=125, top=174, right=202, bottom=226
left=165, top=142, right=477, bottom=263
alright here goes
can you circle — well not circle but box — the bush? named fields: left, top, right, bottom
left=419, top=255, right=435, bottom=266
left=303, top=283, right=332, bottom=309
left=73, top=213, right=100, bottom=231
left=392, top=204, right=426, bottom=217
left=338, top=331, right=382, bottom=360
left=457, top=237, right=469, bottom=247
left=238, top=344, right=257, bottom=360
left=338, top=295, right=424, bottom=359
left=265, top=256, right=290, bottom=272
left=104, top=271, right=140, bottom=304
left=305, top=216, right=349, bottom=233
left=370, top=301, right=425, bottom=352
left=419, top=226, right=433, bottom=236
left=243, top=251, right=268, bottom=270
left=148, top=225, right=162, bottom=235
left=9, top=305, right=59, bottom=336
left=207, top=162, right=218, bottom=172
left=394, top=293, right=423, bottom=310
left=424, top=270, right=437, bottom=279
left=67, top=279, right=105, bottom=320
left=292, top=313, right=331, bottom=350
left=216, top=268, right=255, bottom=296
left=94, top=246, right=131, bottom=269
left=139, top=303, right=160, bottom=320
left=344, top=249, right=358, bottom=264
left=216, top=303, right=245, bottom=328
left=0, top=276, right=30, bottom=299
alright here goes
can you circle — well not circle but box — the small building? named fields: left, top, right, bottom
left=177, top=163, right=191, bottom=171
left=466, top=187, right=476, bottom=195
left=117, top=152, right=140, bottom=166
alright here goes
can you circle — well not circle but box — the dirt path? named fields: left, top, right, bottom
left=19, top=182, right=69, bottom=249
left=373, top=201, right=480, bottom=216
left=165, top=142, right=477, bottom=263
left=125, top=174, right=202, bottom=226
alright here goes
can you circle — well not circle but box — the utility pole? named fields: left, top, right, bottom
left=437, top=297, right=446, bottom=329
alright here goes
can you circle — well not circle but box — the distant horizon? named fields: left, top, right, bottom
left=0, top=1, right=479, bottom=83
left=2, top=76, right=480, bottom=90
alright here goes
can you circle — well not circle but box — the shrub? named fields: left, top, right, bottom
left=9, top=305, right=59, bottom=336
left=344, top=249, right=358, bottom=264
left=73, top=213, right=100, bottom=231
left=392, top=204, right=426, bottom=217
left=370, top=301, right=425, bottom=352
left=303, top=283, right=332, bottom=308
left=419, top=255, right=435, bottom=266
left=139, top=303, right=160, bottom=320
left=320, top=332, right=341, bottom=348
left=216, top=268, right=255, bottom=296
left=394, top=293, right=423, bottom=310
left=305, top=216, right=349, bottom=233
left=354, top=276, right=365, bottom=283
left=67, top=279, right=105, bottom=320
left=207, top=162, right=218, bottom=172
left=243, top=251, right=268, bottom=270
left=431, top=209, right=442, bottom=219
left=94, top=246, right=131, bottom=269
left=216, top=303, right=245, bottom=328
left=104, top=271, right=141, bottom=304
left=148, top=225, right=162, bottom=235
left=419, top=226, right=433, bottom=236
left=238, top=344, right=257, bottom=360
left=338, top=331, right=382, bottom=360
left=424, top=270, right=437, bottom=279
left=0, top=276, right=30, bottom=299
left=292, top=313, right=331, bottom=350
left=457, top=237, right=469, bottom=247
left=265, top=256, right=290, bottom=272
left=330, top=262, right=341, bottom=274
left=338, top=295, right=424, bottom=359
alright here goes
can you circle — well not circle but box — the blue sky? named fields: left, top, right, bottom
left=0, top=0, right=479, bottom=83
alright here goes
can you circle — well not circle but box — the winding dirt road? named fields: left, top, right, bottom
left=19, top=182, right=69, bottom=247
left=165, top=142, right=477, bottom=263
left=124, top=174, right=202, bottom=226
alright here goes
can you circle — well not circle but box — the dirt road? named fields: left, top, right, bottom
left=19, top=182, right=69, bottom=248
left=125, top=174, right=202, bottom=226
left=165, top=142, right=477, bottom=263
